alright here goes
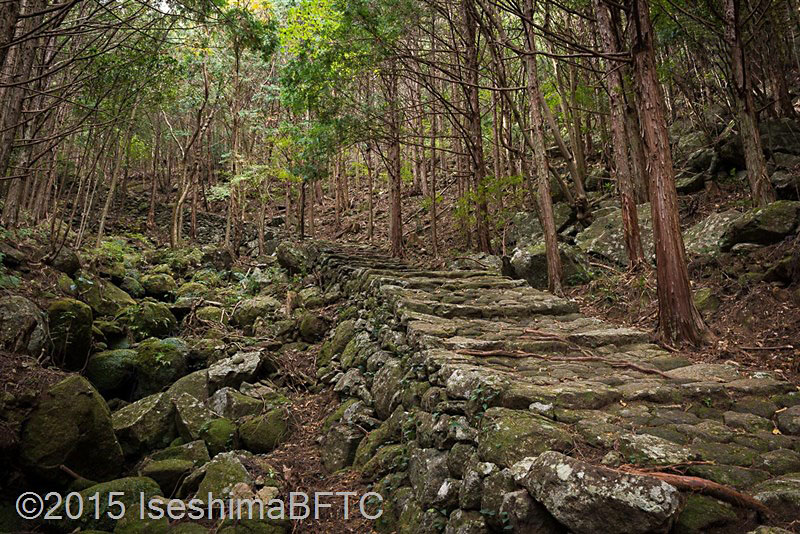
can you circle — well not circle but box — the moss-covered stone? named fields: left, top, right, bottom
left=118, top=301, right=178, bottom=341
left=173, top=392, right=220, bottom=442
left=0, top=295, right=49, bottom=356
left=199, top=418, right=237, bottom=456
left=318, top=320, right=355, bottom=369
left=722, top=200, right=800, bottom=249
left=141, top=273, right=177, bottom=299
left=139, top=458, right=195, bottom=495
left=112, top=392, right=177, bottom=457
left=353, top=408, right=403, bottom=468
left=674, top=495, right=737, bottom=534
left=176, top=281, right=209, bottom=299
left=196, top=452, right=252, bottom=500
left=48, top=297, right=93, bottom=370
left=218, top=519, right=286, bottom=534
left=238, top=409, right=290, bottom=453
left=360, top=444, right=407, bottom=481
left=86, top=349, right=137, bottom=397
left=75, top=276, right=136, bottom=317
left=196, top=305, right=227, bottom=324
left=166, top=370, right=210, bottom=402
left=58, top=476, right=162, bottom=532
left=478, top=407, right=572, bottom=468
left=298, top=312, right=329, bottom=342
left=132, top=338, right=188, bottom=398
left=21, top=375, right=123, bottom=484
left=231, top=296, right=281, bottom=329
left=322, top=398, right=359, bottom=433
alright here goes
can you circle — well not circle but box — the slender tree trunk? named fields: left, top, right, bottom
left=524, top=0, right=562, bottom=295
left=723, top=0, right=775, bottom=207
left=463, top=0, right=492, bottom=253
left=595, top=0, right=646, bottom=268
left=630, top=0, right=711, bottom=345
left=386, top=67, right=403, bottom=257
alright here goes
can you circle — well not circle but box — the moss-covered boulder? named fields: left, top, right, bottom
left=298, top=312, right=330, bottom=342
left=75, top=276, right=136, bottom=317
left=86, top=349, right=137, bottom=398
left=132, top=338, right=188, bottom=398
left=48, top=298, right=93, bottom=370
left=141, top=273, right=177, bottom=300
left=20, top=375, right=123, bottom=484
left=112, top=392, right=177, bottom=457
left=238, top=409, right=290, bottom=453
left=231, top=296, right=281, bottom=329
left=196, top=305, right=227, bottom=324
left=173, top=393, right=228, bottom=445
left=576, top=204, right=654, bottom=266
left=118, top=301, right=178, bottom=342
left=722, top=200, right=800, bottom=250
left=276, top=241, right=314, bottom=275
left=0, top=295, right=49, bottom=356
left=176, top=281, right=209, bottom=299
left=139, top=458, right=196, bottom=496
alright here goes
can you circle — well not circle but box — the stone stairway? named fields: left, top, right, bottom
left=308, top=242, right=800, bottom=534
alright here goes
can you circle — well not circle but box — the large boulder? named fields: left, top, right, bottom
left=521, top=451, right=681, bottom=534
left=772, top=170, right=800, bottom=200
left=118, top=301, right=178, bottom=341
left=231, top=296, right=282, bottom=329
left=575, top=204, right=654, bottom=266
left=48, top=298, right=93, bottom=371
left=195, top=451, right=252, bottom=500
left=58, top=477, right=161, bottom=532
left=760, top=118, right=800, bottom=155
left=684, top=210, right=741, bottom=257
left=132, top=338, right=189, bottom=398
left=74, top=276, right=136, bottom=317
left=207, top=387, right=264, bottom=420
left=0, top=295, right=49, bottom=356
left=86, top=349, right=137, bottom=398
left=321, top=423, right=364, bottom=472
left=20, top=375, right=124, bottom=483
left=112, top=392, right=177, bottom=457
left=721, top=200, right=800, bottom=250
left=510, top=243, right=589, bottom=289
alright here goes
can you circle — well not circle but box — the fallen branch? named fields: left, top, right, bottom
left=739, top=345, right=795, bottom=351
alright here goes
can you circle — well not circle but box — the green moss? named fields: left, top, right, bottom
left=118, top=301, right=178, bottom=341
left=674, top=495, right=737, bottom=534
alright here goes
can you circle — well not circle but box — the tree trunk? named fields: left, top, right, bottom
left=386, top=68, right=403, bottom=257
left=629, top=0, right=711, bottom=345
left=594, top=0, right=646, bottom=268
left=723, top=0, right=775, bottom=207
left=523, top=0, right=563, bottom=295
left=463, top=0, right=492, bottom=253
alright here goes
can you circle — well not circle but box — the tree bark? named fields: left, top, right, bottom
left=594, top=0, right=646, bottom=269
left=629, top=0, right=711, bottom=346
